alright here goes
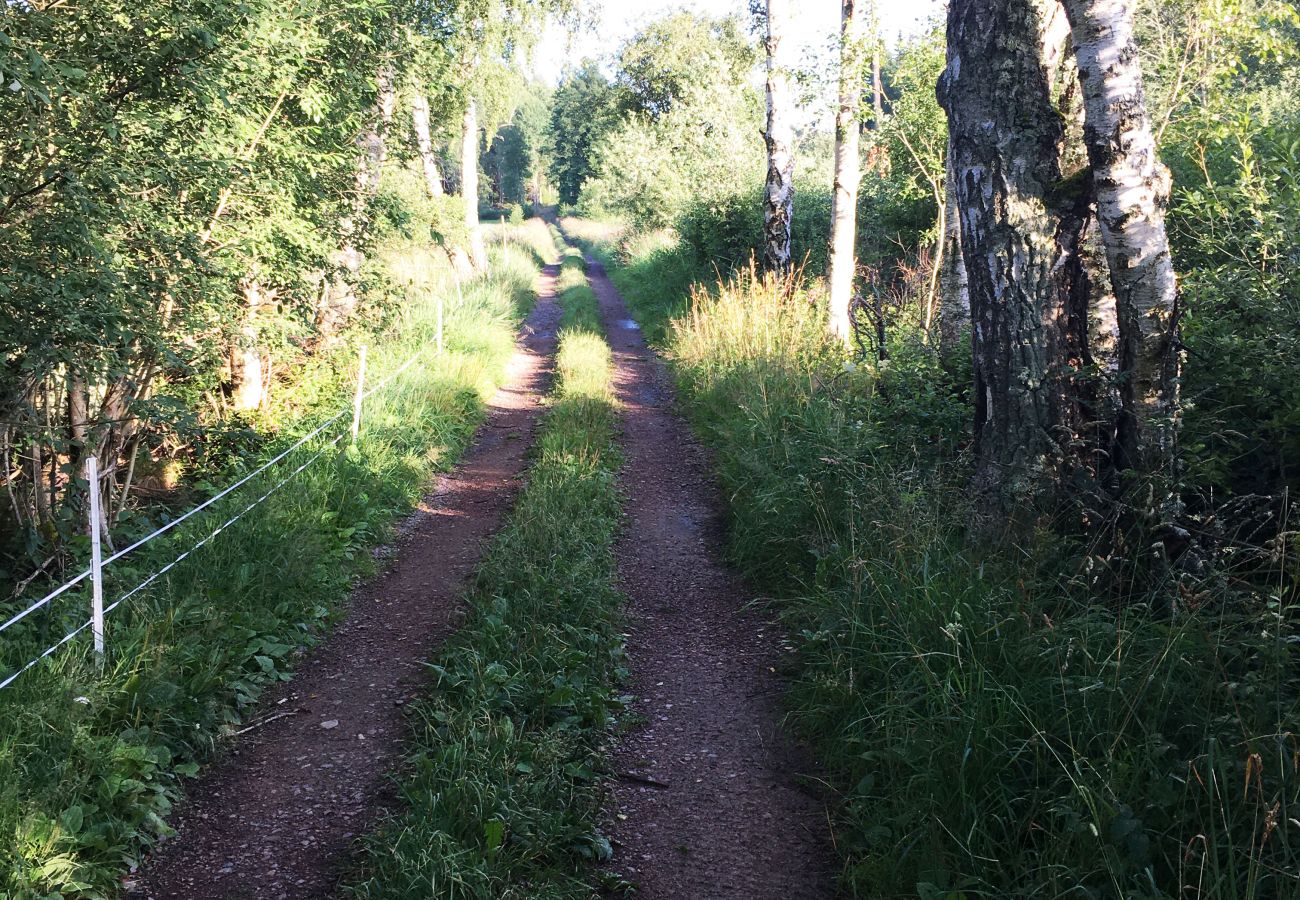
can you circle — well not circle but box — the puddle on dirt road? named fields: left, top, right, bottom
left=619, top=319, right=641, bottom=330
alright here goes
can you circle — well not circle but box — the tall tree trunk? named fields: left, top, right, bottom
left=937, top=143, right=969, bottom=359
left=411, top=93, right=445, bottom=199
left=1043, top=0, right=1124, bottom=480
left=317, top=65, right=396, bottom=339
left=828, top=0, right=865, bottom=346
left=67, top=372, right=89, bottom=466
left=870, top=1, right=885, bottom=126
left=230, top=277, right=269, bottom=412
left=1061, top=0, right=1180, bottom=474
left=762, top=0, right=795, bottom=274
left=938, top=0, right=1076, bottom=531
left=462, top=98, right=488, bottom=271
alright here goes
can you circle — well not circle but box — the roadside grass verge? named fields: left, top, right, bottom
left=347, top=257, right=626, bottom=899
left=0, top=235, right=544, bottom=896
left=573, top=218, right=1300, bottom=899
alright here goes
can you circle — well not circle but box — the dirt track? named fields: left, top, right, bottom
left=137, top=265, right=562, bottom=900
left=585, top=255, right=836, bottom=899
left=136, top=250, right=835, bottom=898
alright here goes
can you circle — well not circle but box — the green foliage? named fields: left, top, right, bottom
left=612, top=11, right=757, bottom=120
left=547, top=61, right=622, bottom=206
left=484, top=82, right=552, bottom=206
left=1144, top=0, right=1300, bottom=498
left=347, top=251, right=625, bottom=899
left=551, top=11, right=764, bottom=230
left=587, top=227, right=1300, bottom=899
left=0, top=235, right=544, bottom=895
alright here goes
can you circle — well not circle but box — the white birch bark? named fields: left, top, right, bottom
left=462, top=98, right=487, bottom=271
left=870, top=1, right=884, bottom=125
left=317, top=65, right=396, bottom=338
left=1061, top=0, right=1180, bottom=470
left=828, top=0, right=865, bottom=346
left=762, top=0, right=795, bottom=274
left=411, top=93, right=445, bottom=199
left=937, top=143, right=969, bottom=357
left=232, top=278, right=269, bottom=412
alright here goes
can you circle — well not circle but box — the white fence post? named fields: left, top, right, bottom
left=87, top=456, right=105, bottom=658
left=351, top=344, right=367, bottom=445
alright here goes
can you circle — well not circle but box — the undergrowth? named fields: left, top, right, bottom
left=347, top=245, right=627, bottom=898
left=568, top=217, right=1300, bottom=900
left=0, top=227, right=552, bottom=896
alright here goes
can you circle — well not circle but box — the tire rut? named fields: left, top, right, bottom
left=136, top=265, right=564, bottom=900
left=583, top=256, right=836, bottom=899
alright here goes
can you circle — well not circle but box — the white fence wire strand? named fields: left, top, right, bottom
left=0, top=342, right=431, bottom=691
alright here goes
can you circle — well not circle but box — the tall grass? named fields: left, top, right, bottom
left=0, top=233, right=545, bottom=896
left=581, top=222, right=1300, bottom=900
left=347, top=250, right=626, bottom=899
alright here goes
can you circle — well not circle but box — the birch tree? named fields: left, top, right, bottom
left=828, top=0, right=866, bottom=346
left=462, top=97, right=489, bottom=271
left=1060, top=0, right=1181, bottom=473
left=937, top=145, right=969, bottom=357
left=317, top=64, right=397, bottom=340
left=762, top=0, right=795, bottom=274
left=411, top=93, right=445, bottom=199
left=938, top=0, right=1076, bottom=527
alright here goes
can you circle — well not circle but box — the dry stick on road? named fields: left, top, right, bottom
left=583, top=255, right=836, bottom=899
left=136, top=266, right=564, bottom=900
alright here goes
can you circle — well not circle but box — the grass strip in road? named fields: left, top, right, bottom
left=348, top=258, right=627, bottom=899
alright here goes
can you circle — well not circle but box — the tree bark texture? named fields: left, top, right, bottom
left=462, top=97, right=488, bottom=271
left=870, top=1, right=885, bottom=126
left=231, top=278, right=271, bottom=413
left=411, top=93, right=445, bottom=199
left=937, top=143, right=970, bottom=358
left=1061, top=0, right=1180, bottom=474
left=762, top=0, right=795, bottom=274
left=317, top=65, right=396, bottom=339
left=939, top=0, right=1080, bottom=528
left=828, top=0, right=865, bottom=346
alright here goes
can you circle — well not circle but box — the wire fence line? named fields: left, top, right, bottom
left=0, top=334, right=440, bottom=692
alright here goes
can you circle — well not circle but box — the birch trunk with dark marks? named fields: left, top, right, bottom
left=1041, top=0, right=1125, bottom=479
left=317, top=65, right=396, bottom=340
left=870, top=1, right=884, bottom=126
left=828, top=0, right=865, bottom=346
left=938, top=0, right=1075, bottom=530
left=937, top=145, right=969, bottom=358
left=410, top=93, right=444, bottom=199
left=67, top=371, right=89, bottom=471
left=762, top=0, right=794, bottom=274
left=1061, top=0, right=1180, bottom=474
left=462, top=97, right=488, bottom=271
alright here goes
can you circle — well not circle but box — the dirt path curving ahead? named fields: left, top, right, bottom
left=585, top=257, right=836, bottom=899
left=137, top=266, right=563, bottom=900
